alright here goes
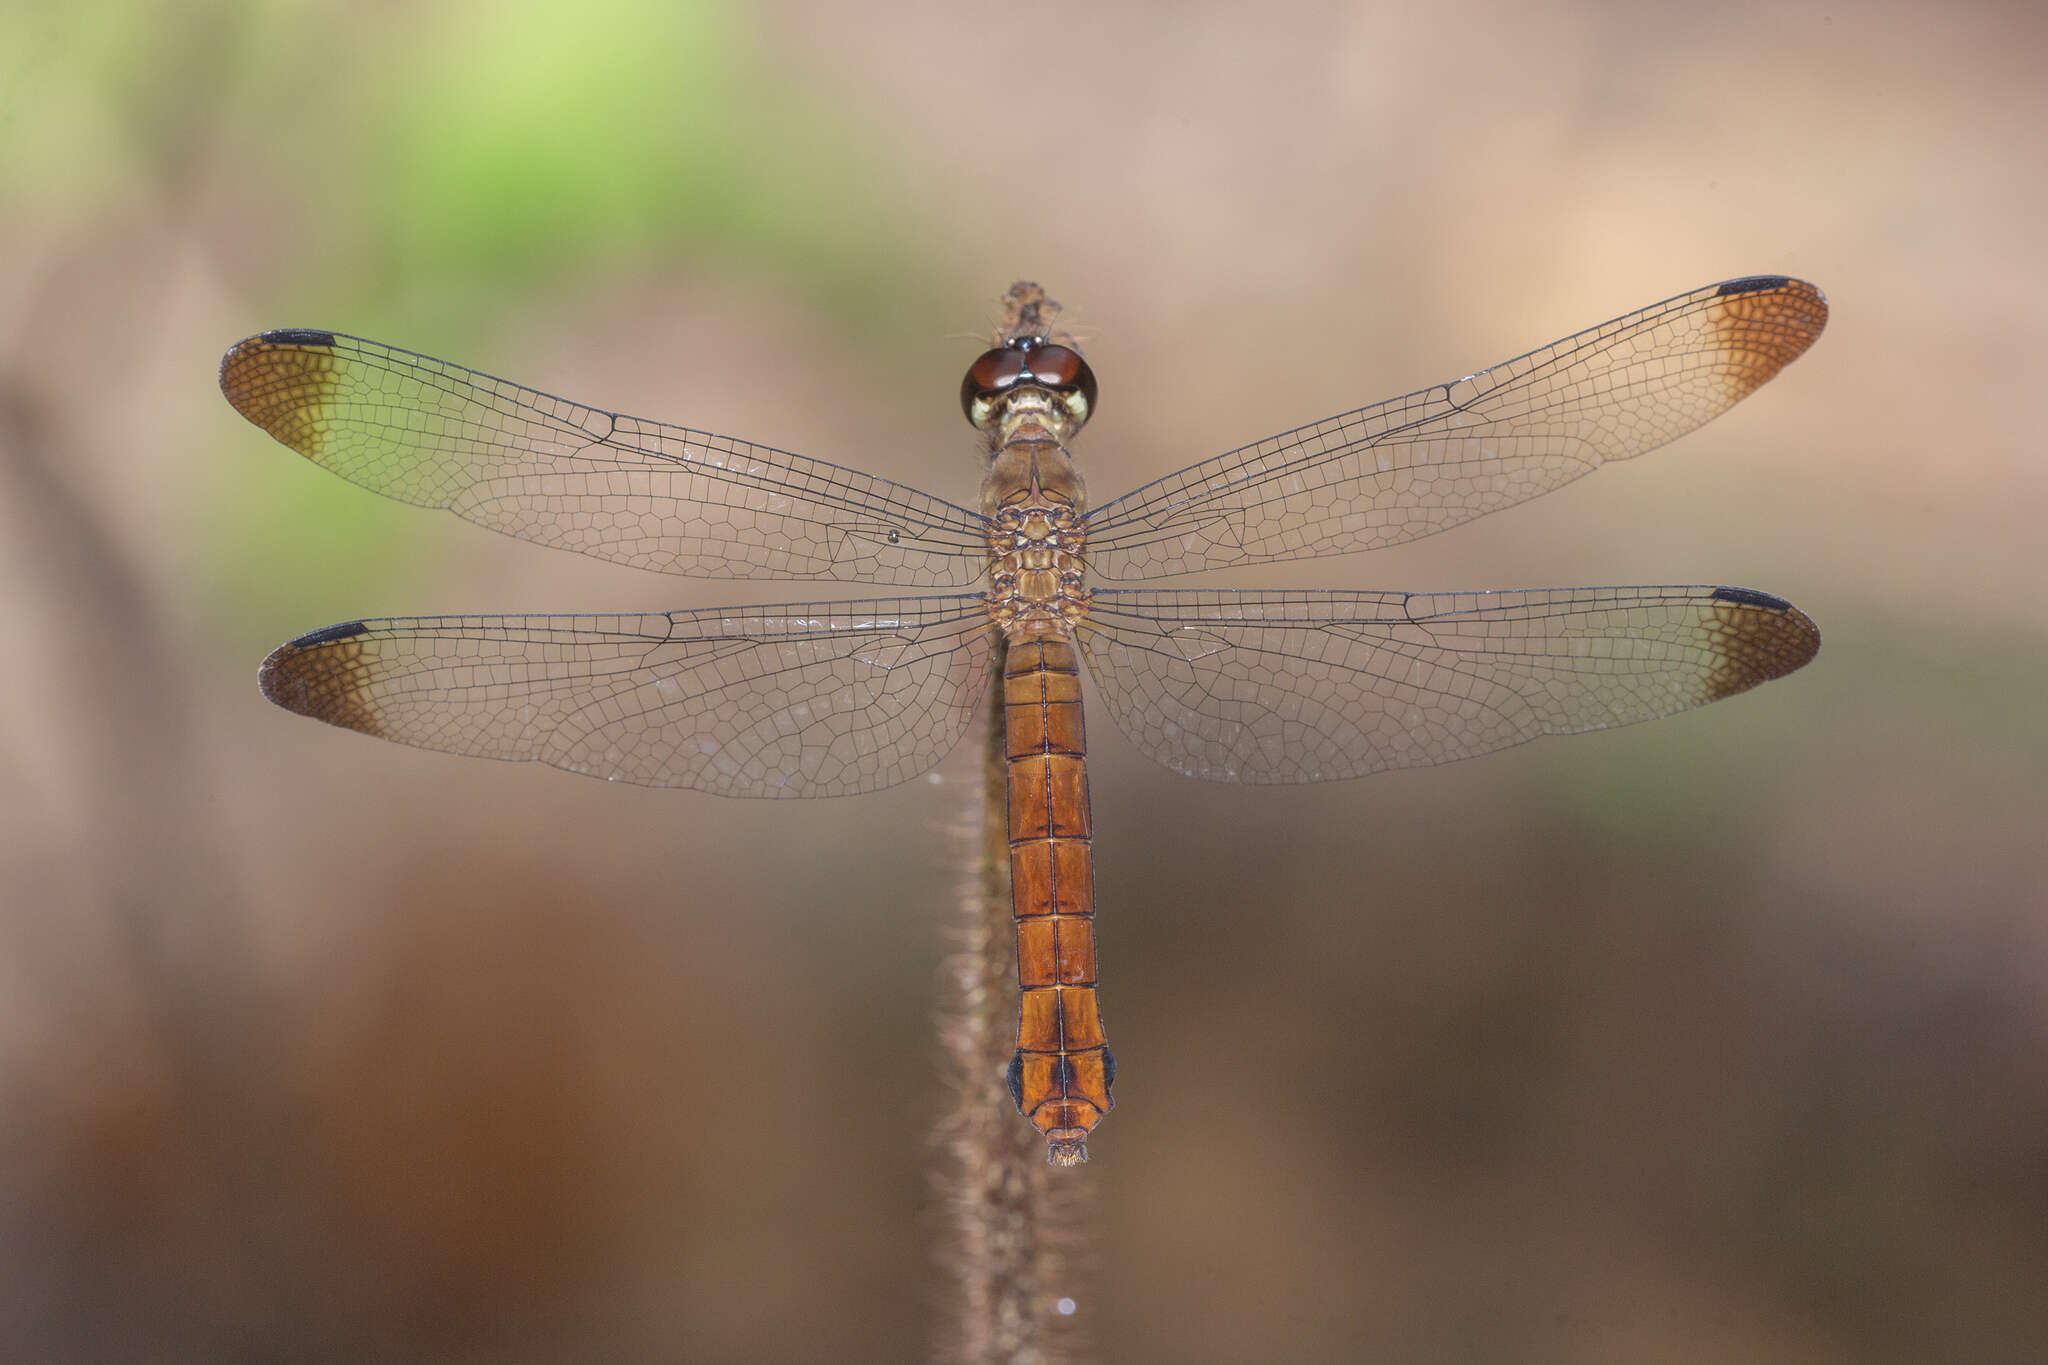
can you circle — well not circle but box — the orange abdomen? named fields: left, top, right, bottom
left=1002, top=636, right=1114, bottom=1166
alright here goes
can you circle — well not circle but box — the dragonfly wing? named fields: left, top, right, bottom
left=1083, top=277, right=1826, bottom=581
left=221, top=330, right=990, bottom=587
left=1076, top=586, right=1818, bottom=783
left=260, top=597, right=999, bottom=797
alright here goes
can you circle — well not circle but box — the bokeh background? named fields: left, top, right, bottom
left=3, top=0, right=2045, bottom=1360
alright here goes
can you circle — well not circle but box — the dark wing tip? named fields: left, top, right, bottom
left=286, top=619, right=372, bottom=648
left=259, top=621, right=383, bottom=735
left=260, top=328, right=339, bottom=347
left=1716, top=275, right=1792, bottom=297
left=1712, top=274, right=1827, bottom=316
left=256, top=641, right=310, bottom=713
left=218, top=327, right=337, bottom=383
left=1707, top=587, right=1821, bottom=697
left=1710, top=585, right=1792, bottom=611
left=1707, top=277, right=1828, bottom=396
left=1716, top=274, right=1827, bottom=309
left=220, top=329, right=345, bottom=448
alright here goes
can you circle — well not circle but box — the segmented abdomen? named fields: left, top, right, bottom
left=1002, top=635, right=1114, bottom=1165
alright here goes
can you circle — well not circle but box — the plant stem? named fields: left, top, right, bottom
left=935, top=637, right=1089, bottom=1364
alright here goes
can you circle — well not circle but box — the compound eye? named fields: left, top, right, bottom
left=1025, top=344, right=1083, bottom=386
left=961, top=347, right=1027, bottom=427
left=959, top=341, right=1100, bottom=431
left=1030, top=345, right=1098, bottom=428
left=969, top=347, right=1028, bottom=393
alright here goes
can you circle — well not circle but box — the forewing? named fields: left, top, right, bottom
left=1077, top=586, right=1819, bottom=783
left=260, top=598, right=998, bottom=797
left=221, top=330, right=989, bottom=586
left=1084, top=277, right=1826, bottom=580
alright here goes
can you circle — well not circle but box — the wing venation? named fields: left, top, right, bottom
left=1083, top=277, right=1826, bottom=580
left=1077, top=586, right=1819, bottom=782
left=221, top=332, right=990, bottom=586
left=259, top=597, right=999, bottom=796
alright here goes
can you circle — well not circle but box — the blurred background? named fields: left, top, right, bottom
left=3, top=0, right=2044, bottom=1360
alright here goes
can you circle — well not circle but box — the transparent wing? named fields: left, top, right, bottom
left=1076, top=586, right=1819, bottom=783
left=1083, top=277, right=1826, bottom=581
left=221, top=330, right=990, bottom=586
left=259, top=598, right=998, bottom=797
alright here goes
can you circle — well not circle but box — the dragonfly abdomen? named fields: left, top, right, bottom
left=1002, top=636, right=1114, bottom=1166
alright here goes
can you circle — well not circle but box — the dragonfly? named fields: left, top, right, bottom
left=223, top=276, right=1825, bottom=1165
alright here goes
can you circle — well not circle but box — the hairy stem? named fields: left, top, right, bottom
left=935, top=637, right=1089, bottom=1364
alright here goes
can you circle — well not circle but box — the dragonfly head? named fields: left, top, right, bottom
left=961, top=336, right=1098, bottom=443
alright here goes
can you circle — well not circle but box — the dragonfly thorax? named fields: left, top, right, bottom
left=984, top=500, right=1090, bottom=637
left=980, top=381, right=1092, bottom=636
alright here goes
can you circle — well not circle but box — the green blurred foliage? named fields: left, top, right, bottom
left=2, top=0, right=964, bottom=623
left=4, top=0, right=941, bottom=315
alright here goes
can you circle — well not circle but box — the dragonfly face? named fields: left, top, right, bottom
left=961, top=339, right=1098, bottom=440
left=224, top=275, right=1825, bottom=1164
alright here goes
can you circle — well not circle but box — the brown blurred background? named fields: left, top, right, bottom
left=3, top=0, right=2045, bottom=1360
